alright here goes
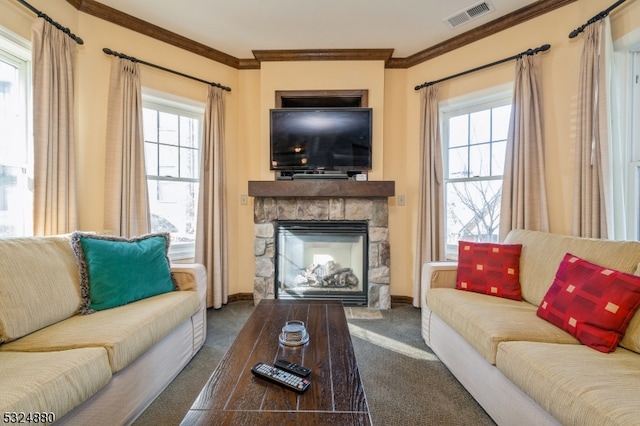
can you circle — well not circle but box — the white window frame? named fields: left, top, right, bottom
left=440, top=84, right=513, bottom=259
left=142, top=89, right=204, bottom=260
left=0, top=26, right=32, bottom=237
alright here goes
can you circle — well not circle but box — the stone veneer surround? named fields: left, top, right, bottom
left=253, top=197, right=391, bottom=309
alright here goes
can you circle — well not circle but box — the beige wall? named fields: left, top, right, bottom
left=1, top=0, right=639, bottom=300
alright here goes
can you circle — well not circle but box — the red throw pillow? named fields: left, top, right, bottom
left=537, top=253, right=640, bottom=353
left=455, top=241, right=523, bottom=301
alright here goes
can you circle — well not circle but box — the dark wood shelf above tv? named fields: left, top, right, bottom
left=248, top=180, right=395, bottom=198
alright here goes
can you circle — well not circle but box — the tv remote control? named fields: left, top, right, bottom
left=251, top=362, right=311, bottom=393
left=274, top=359, right=312, bottom=377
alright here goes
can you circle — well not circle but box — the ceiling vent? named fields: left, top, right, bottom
left=445, top=1, right=494, bottom=29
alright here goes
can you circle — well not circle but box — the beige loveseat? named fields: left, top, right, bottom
left=421, top=229, right=640, bottom=426
left=0, top=234, right=207, bottom=425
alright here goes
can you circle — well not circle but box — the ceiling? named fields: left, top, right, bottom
left=94, top=0, right=540, bottom=60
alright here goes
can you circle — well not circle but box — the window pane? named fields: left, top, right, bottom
left=0, top=165, right=32, bottom=237
left=448, top=146, right=468, bottom=178
left=492, top=105, right=511, bottom=141
left=144, top=142, right=158, bottom=176
left=143, top=108, right=158, bottom=143
left=158, top=111, right=179, bottom=145
left=159, top=144, right=178, bottom=177
left=469, top=110, right=490, bottom=144
left=492, top=141, right=507, bottom=176
left=468, top=143, right=491, bottom=177
left=148, top=180, right=199, bottom=242
left=180, top=147, right=198, bottom=179
left=448, top=115, right=468, bottom=148
left=180, top=116, right=199, bottom=148
left=446, top=179, right=502, bottom=248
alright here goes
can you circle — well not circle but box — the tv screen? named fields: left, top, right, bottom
left=270, top=107, right=372, bottom=171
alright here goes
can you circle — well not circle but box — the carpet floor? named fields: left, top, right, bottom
left=133, top=301, right=495, bottom=425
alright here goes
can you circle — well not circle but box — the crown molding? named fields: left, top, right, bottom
left=252, top=49, right=394, bottom=64
left=403, top=0, right=577, bottom=68
left=69, top=0, right=239, bottom=68
left=67, top=0, right=578, bottom=70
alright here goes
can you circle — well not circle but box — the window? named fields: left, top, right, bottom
left=628, top=51, right=640, bottom=240
left=442, top=91, right=512, bottom=259
left=0, top=27, right=32, bottom=237
left=142, top=93, right=203, bottom=260
left=611, top=45, right=640, bottom=241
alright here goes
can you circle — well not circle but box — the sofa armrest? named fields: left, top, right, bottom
left=171, top=263, right=207, bottom=304
left=420, top=261, right=458, bottom=346
left=420, top=261, right=458, bottom=307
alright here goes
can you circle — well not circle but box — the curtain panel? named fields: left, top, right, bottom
left=572, top=19, right=612, bottom=239
left=499, top=54, right=550, bottom=240
left=31, top=18, right=78, bottom=235
left=412, top=85, right=445, bottom=308
left=196, top=86, right=228, bottom=309
left=103, top=57, right=150, bottom=238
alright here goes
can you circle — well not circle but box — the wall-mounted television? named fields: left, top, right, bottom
left=270, top=107, right=372, bottom=171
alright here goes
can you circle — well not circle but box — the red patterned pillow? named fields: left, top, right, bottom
left=537, top=253, right=640, bottom=353
left=455, top=241, right=523, bottom=301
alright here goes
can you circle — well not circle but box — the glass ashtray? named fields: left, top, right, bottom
left=279, top=320, right=309, bottom=346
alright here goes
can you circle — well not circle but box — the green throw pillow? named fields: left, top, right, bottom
left=71, top=232, right=176, bottom=314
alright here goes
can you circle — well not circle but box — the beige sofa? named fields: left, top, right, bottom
left=421, top=229, right=640, bottom=426
left=0, top=235, right=207, bottom=425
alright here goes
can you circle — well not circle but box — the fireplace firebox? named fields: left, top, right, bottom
left=275, top=220, right=368, bottom=306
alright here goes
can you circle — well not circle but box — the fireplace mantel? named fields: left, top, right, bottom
left=248, top=180, right=395, bottom=198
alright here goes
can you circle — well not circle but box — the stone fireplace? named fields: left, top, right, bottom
left=276, top=220, right=369, bottom=305
left=250, top=180, right=394, bottom=309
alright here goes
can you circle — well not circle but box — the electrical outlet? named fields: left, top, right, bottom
left=398, top=195, right=406, bottom=206
left=241, top=194, right=248, bottom=205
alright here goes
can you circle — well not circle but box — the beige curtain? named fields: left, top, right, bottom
left=499, top=54, right=549, bottom=240
left=195, top=86, right=228, bottom=309
left=572, top=20, right=611, bottom=238
left=31, top=19, right=78, bottom=235
left=103, top=57, right=150, bottom=237
left=413, top=85, right=445, bottom=308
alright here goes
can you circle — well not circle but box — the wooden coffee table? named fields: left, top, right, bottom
left=180, top=299, right=371, bottom=425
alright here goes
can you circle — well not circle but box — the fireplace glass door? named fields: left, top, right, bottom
left=276, top=220, right=368, bottom=306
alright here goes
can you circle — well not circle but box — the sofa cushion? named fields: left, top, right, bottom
left=537, top=253, right=640, bottom=353
left=426, top=287, right=579, bottom=364
left=496, top=341, right=640, bottom=426
left=0, top=348, right=111, bottom=418
left=0, top=235, right=81, bottom=343
left=504, top=230, right=640, bottom=306
left=456, top=241, right=523, bottom=301
left=0, top=291, right=199, bottom=373
left=71, top=232, right=176, bottom=314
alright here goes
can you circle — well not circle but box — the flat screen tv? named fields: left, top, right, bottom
left=270, top=107, right=372, bottom=171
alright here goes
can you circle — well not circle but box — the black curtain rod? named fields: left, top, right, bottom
left=414, top=44, right=551, bottom=91
left=569, top=0, right=626, bottom=38
left=102, top=48, right=232, bottom=92
left=16, top=0, right=83, bottom=44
